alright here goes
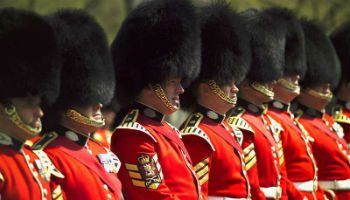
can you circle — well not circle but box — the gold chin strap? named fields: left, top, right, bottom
left=64, top=109, right=105, bottom=128
left=4, top=105, right=41, bottom=136
left=304, top=89, right=333, bottom=101
left=250, top=81, right=274, bottom=98
left=277, top=78, right=300, bottom=93
left=207, top=80, right=237, bottom=105
left=151, top=84, right=177, bottom=112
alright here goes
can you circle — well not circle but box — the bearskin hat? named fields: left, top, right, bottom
left=242, top=8, right=303, bottom=82
left=300, top=19, right=341, bottom=89
left=46, top=9, right=115, bottom=109
left=181, top=1, right=250, bottom=109
left=111, top=0, right=201, bottom=108
left=0, top=8, right=60, bottom=105
left=198, top=2, right=250, bottom=86
left=331, top=21, right=350, bottom=84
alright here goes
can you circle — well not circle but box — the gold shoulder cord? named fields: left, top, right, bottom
left=152, top=84, right=177, bottom=112
left=207, top=80, right=236, bottom=105
left=4, top=105, right=41, bottom=136
left=250, top=81, right=274, bottom=98
left=64, top=109, right=105, bottom=128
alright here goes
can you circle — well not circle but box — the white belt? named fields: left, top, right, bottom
left=319, top=179, right=350, bottom=190
left=208, top=196, right=248, bottom=200
left=293, top=180, right=317, bottom=192
left=260, top=186, right=282, bottom=199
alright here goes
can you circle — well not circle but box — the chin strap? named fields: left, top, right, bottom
left=207, top=80, right=237, bottom=105
left=304, top=88, right=333, bottom=101
left=64, top=109, right=105, bottom=128
left=151, top=84, right=177, bottom=112
left=277, top=78, right=300, bottom=94
left=4, top=105, right=41, bottom=136
left=250, top=81, right=274, bottom=98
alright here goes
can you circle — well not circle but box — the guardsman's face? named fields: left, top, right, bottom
left=161, top=77, right=184, bottom=110
left=11, top=95, right=43, bottom=130
left=216, top=80, right=239, bottom=110
left=74, top=103, right=104, bottom=122
left=274, top=74, right=301, bottom=103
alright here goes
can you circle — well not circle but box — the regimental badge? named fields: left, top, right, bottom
left=33, top=150, right=64, bottom=181
left=125, top=154, right=163, bottom=189
left=97, top=151, right=121, bottom=173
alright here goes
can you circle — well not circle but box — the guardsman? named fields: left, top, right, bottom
left=294, top=19, right=350, bottom=200
left=228, top=8, right=304, bottom=200
left=110, top=0, right=202, bottom=199
left=330, top=21, right=350, bottom=151
left=265, top=10, right=325, bottom=199
left=0, top=8, right=64, bottom=200
left=33, top=10, right=123, bottom=199
left=180, top=2, right=257, bottom=199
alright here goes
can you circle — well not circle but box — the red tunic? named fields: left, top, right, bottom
left=296, top=105, right=350, bottom=200
left=0, top=132, right=64, bottom=200
left=111, top=103, right=201, bottom=200
left=227, top=112, right=267, bottom=200
left=232, top=100, right=300, bottom=200
left=35, top=127, right=123, bottom=200
left=267, top=101, right=324, bottom=200
left=332, top=101, right=350, bottom=152
left=92, top=129, right=113, bottom=149
left=181, top=106, right=250, bottom=199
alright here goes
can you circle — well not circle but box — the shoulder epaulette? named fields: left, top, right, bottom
left=116, top=109, right=157, bottom=143
left=0, top=171, right=4, bottom=183
left=32, top=132, right=58, bottom=150
left=181, top=113, right=215, bottom=151
left=227, top=116, right=254, bottom=134
left=332, top=105, right=350, bottom=124
left=229, top=106, right=246, bottom=118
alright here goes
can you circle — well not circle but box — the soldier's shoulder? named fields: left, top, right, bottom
left=32, top=132, right=59, bottom=150
left=115, top=109, right=157, bottom=143
left=181, top=112, right=215, bottom=151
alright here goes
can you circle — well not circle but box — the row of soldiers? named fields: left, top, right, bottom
left=0, top=0, right=350, bottom=199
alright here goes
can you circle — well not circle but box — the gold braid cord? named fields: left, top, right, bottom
left=304, top=89, right=333, bottom=101
left=207, top=80, right=236, bottom=105
left=250, top=81, right=274, bottom=98
left=64, top=109, right=105, bottom=128
left=4, top=105, right=41, bottom=136
left=277, top=78, right=300, bottom=93
left=152, top=84, right=177, bottom=112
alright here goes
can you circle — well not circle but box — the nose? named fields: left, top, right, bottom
left=95, top=103, right=103, bottom=110
left=177, top=83, right=185, bottom=94
left=36, top=107, right=44, bottom=118
left=231, top=83, right=239, bottom=93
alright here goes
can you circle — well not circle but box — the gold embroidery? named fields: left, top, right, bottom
left=65, top=109, right=105, bottom=128
left=207, top=80, right=236, bottom=104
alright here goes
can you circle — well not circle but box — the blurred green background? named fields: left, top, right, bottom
left=1, top=0, right=350, bottom=43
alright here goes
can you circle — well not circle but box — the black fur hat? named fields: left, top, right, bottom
left=0, top=8, right=60, bottom=105
left=300, top=19, right=341, bottom=89
left=47, top=9, right=115, bottom=109
left=331, top=21, right=350, bottom=84
left=242, top=8, right=301, bottom=83
left=198, top=2, right=250, bottom=86
left=111, top=0, right=201, bottom=108
left=181, top=1, right=250, bottom=109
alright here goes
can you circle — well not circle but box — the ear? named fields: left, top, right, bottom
left=199, top=83, right=210, bottom=95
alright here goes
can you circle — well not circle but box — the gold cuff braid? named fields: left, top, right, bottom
left=250, top=81, right=274, bottom=98
left=207, top=80, right=237, bottom=105
left=152, top=84, right=177, bottom=112
left=304, top=89, right=333, bottom=101
left=64, top=109, right=105, bottom=128
left=4, top=105, right=41, bottom=136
